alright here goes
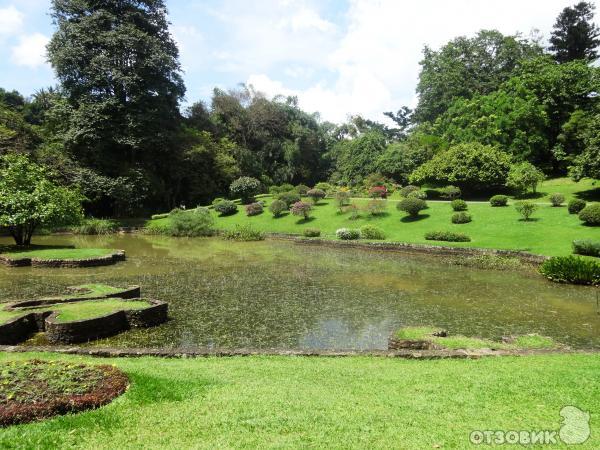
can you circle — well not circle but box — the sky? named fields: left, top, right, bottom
left=0, top=0, right=595, bottom=124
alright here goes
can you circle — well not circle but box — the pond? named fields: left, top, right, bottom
left=0, top=235, right=597, bottom=350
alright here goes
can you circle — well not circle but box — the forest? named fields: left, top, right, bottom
left=1, top=0, right=599, bottom=217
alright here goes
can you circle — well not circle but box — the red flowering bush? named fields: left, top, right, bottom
left=368, top=186, right=388, bottom=198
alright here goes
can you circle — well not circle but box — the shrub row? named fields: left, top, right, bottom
left=424, top=231, right=471, bottom=242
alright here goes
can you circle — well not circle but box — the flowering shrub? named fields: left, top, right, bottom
left=229, top=176, right=261, bottom=203
left=336, top=228, right=360, bottom=240
left=290, top=201, right=312, bottom=220
left=245, top=202, right=263, bottom=216
left=368, top=186, right=388, bottom=198
left=307, top=188, right=326, bottom=204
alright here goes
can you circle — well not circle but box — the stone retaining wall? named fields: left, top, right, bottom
left=0, top=250, right=126, bottom=268
left=0, top=299, right=168, bottom=345
left=271, top=235, right=548, bottom=265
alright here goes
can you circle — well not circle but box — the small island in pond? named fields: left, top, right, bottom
left=0, top=246, right=126, bottom=268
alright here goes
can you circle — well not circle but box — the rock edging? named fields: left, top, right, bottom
left=0, top=250, right=126, bottom=268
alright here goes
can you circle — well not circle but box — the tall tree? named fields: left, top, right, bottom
left=47, top=0, right=185, bottom=209
left=549, top=1, right=600, bottom=63
left=414, top=30, right=541, bottom=123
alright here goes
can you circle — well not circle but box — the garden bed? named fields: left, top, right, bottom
left=0, top=247, right=126, bottom=268
left=0, top=359, right=128, bottom=426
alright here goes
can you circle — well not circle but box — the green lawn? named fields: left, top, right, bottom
left=0, top=352, right=597, bottom=449
left=0, top=247, right=116, bottom=260
left=148, top=195, right=599, bottom=257
left=0, top=299, right=150, bottom=324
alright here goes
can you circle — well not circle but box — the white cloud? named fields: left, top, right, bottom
left=11, top=33, right=49, bottom=68
left=242, top=0, right=582, bottom=123
left=0, top=5, right=23, bottom=36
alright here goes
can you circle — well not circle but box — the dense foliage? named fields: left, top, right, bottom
left=397, top=198, right=427, bottom=217
left=359, top=225, right=386, bottom=240
left=336, top=228, right=360, bottom=240
left=578, top=203, right=600, bottom=225
left=168, top=208, right=215, bottom=237
left=490, top=195, right=509, bottom=207
left=568, top=198, right=587, bottom=214
left=539, top=255, right=600, bottom=285
left=451, top=212, right=472, bottom=224
left=572, top=239, right=600, bottom=257
left=424, top=231, right=471, bottom=242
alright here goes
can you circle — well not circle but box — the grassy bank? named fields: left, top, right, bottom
left=0, top=352, right=597, bottom=449
left=148, top=196, right=598, bottom=256
left=0, top=247, right=116, bottom=260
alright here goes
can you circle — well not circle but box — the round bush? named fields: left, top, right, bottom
left=359, top=225, right=386, bottom=240
left=439, top=185, right=461, bottom=199
left=450, top=199, right=468, bottom=211
left=296, top=184, right=310, bottom=195
left=336, top=228, right=360, bottom=240
left=400, top=185, right=420, bottom=198
left=489, top=195, right=508, bottom=207
left=579, top=203, right=600, bottom=225
left=276, top=191, right=301, bottom=207
left=407, top=190, right=427, bottom=200
left=303, top=228, right=321, bottom=237
left=314, top=182, right=333, bottom=194
left=169, top=207, right=215, bottom=237
left=397, top=197, right=427, bottom=217
left=268, top=184, right=295, bottom=195
left=245, top=202, right=263, bottom=216
left=451, top=212, right=472, bottom=224
left=229, top=176, right=261, bottom=203
left=572, top=239, right=600, bottom=258
left=549, top=193, right=565, bottom=207
left=268, top=199, right=287, bottom=217
left=213, top=200, right=238, bottom=216
left=306, top=188, right=326, bottom=204
left=290, top=201, right=312, bottom=220
left=567, top=198, right=586, bottom=214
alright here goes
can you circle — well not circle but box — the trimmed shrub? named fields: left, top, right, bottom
left=334, top=190, right=351, bottom=211
left=451, top=212, right=472, bottom=224
left=306, top=188, right=326, bottom=204
left=439, top=185, right=461, bottom=200
left=549, top=193, right=565, bottom=207
left=150, top=213, right=169, bottom=220
left=276, top=191, right=301, bottom=207
left=450, top=199, right=468, bottom=211
left=211, top=197, right=225, bottom=206
left=268, top=183, right=295, bottom=195
left=397, top=197, right=427, bottom=217
left=290, top=201, right=312, bottom=220
left=245, top=202, right=263, bottom=216
left=230, top=176, right=261, bottom=203
left=579, top=203, right=600, bottom=225
left=399, top=185, right=420, bottom=198
left=303, top=228, right=321, bottom=237
left=489, top=195, right=508, bottom=207
left=359, top=225, right=386, bottom=240
left=368, top=186, right=388, bottom=198
left=366, top=198, right=387, bottom=216
left=268, top=199, right=287, bottom=217
left=572, top=239, right=600, bottom=258
left=296, top=184, right=310, bottom=195
left=539, top=256, right=599, bottom=285
left=336, top=228, right=360, bottom=240
left=515, top=201, right=538, bottom=221
left=214, top=200, right=238, bottom=216
left=222, top=224, right=264, bottom=241
left=72, top=218, right=118, bottom=235
left=424, top=231, right=471, bottom=242
left=407, top=189, right=427, bottom=199
left=567, top=198, right=586, bottom=214
left=314, top=182, right=333, bottom=194
left=169, top=208, right=215, bottom=237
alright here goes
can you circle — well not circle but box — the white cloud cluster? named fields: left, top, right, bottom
left=1, top=4, right=49, bottom=68
left=237, top=0, right=582, bottom=123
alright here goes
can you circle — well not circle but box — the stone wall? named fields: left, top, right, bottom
left=0, top=250, right=126, bottom=268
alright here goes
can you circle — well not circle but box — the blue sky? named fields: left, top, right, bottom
left=0, top=0, right=593, bottom=123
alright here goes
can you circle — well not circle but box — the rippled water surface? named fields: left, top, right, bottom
left=0, top=235, right=598, bottom=350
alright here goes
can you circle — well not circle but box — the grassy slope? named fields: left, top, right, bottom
left=0, top=352, right=597, bottom=449
left=0, top=299, right=150, bottom=324
left=0, top=247, right=115, bottom=260
left=149, top=196, right=598, bottom=256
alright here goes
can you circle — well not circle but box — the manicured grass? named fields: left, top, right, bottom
left=392, top=326, right=556, bottom=350
left=148, top=196, right=599, bottom=256
left=0, top=247, right=116, bottom=260
left=0, top=352, right=597, bottom=449
left=514, top=177, right=600, bottom=202
left=0, top=299, right=150, bottom=324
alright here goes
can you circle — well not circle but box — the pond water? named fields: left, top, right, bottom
left=0, top=235, right=598, bottom=350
